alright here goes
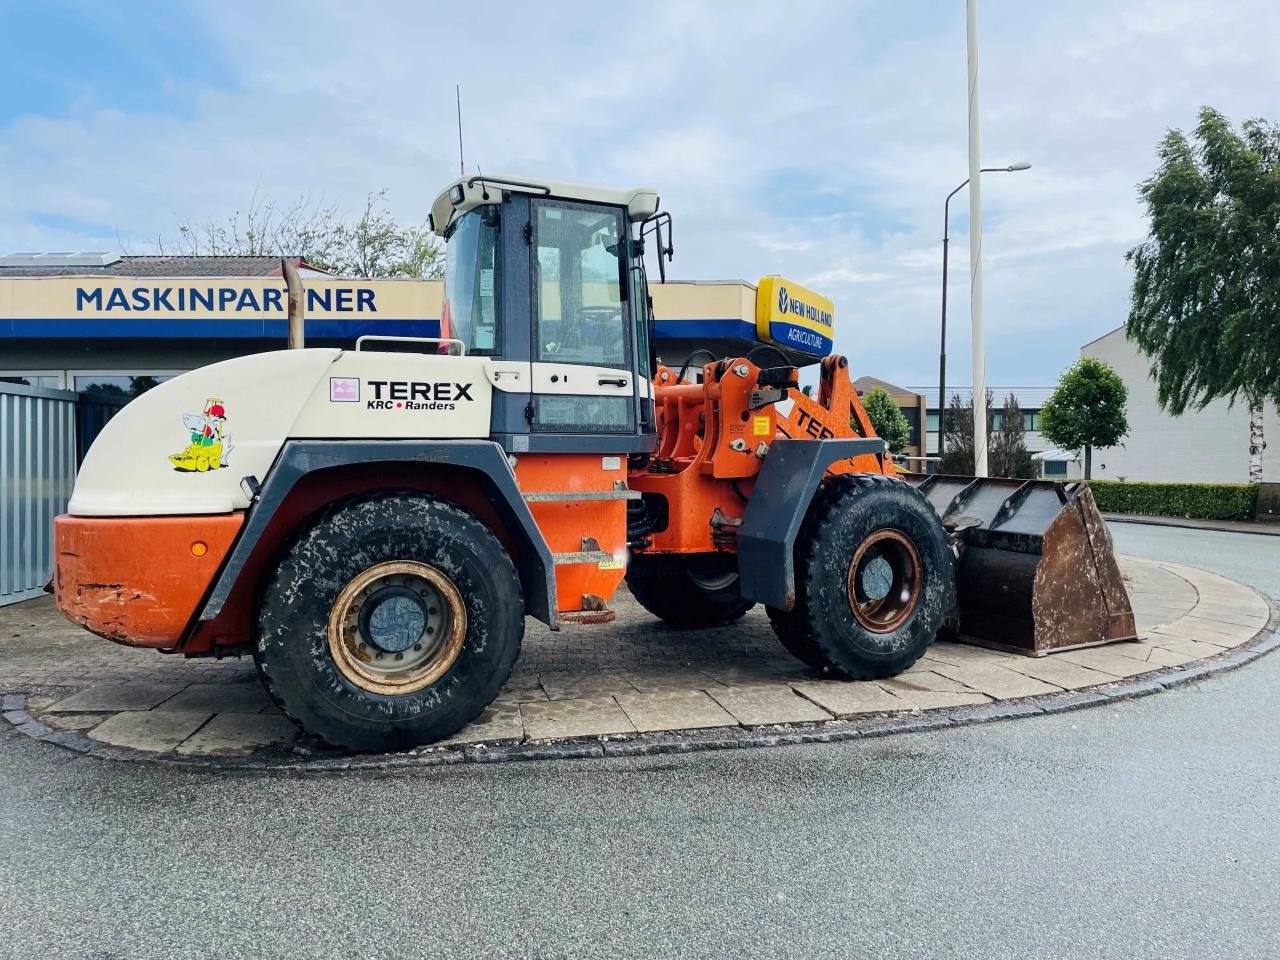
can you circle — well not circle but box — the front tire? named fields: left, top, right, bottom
left=254, top=492, right=524, bottom=751
left=626, top=553, right=754, bottom=629
left=768, top=474, right=954, bottom=678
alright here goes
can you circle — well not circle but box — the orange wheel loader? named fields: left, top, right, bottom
left=51, top=175, right=1134, bottom=751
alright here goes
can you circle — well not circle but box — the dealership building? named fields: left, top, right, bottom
left=0, top=252, right=773, bottom=398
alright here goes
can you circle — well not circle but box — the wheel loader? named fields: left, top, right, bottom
left=51, top=174, right=1135, bottom=751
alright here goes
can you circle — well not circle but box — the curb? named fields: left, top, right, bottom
left=1104, top=514, right=1280, bottom=538
left=4, top=595, right=1278, bottom=774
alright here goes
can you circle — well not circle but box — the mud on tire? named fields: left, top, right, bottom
left=254, top=492, right=524, bottom=751
left=626, top=553, right=755, bottom=629
left=767, top=474, right=955, bottom=678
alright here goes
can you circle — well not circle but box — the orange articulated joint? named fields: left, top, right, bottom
left=53, top=513, right=244, bottom=648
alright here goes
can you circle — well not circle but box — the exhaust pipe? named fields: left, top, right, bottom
left=282, top=257, right=305, bottom=349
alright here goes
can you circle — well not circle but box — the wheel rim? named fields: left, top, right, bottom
left=327, top=561, right=466, bottom=695
left=845, top=529, right=922, bottom=633
left=688, top=568, right=738, bottom=592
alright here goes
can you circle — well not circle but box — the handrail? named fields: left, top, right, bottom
left=354, top=335, right=467, bottom=356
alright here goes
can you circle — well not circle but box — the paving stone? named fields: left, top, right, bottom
left=1146, top=634, right=1231, bottom=659
left=1057, top=647, right=1162, bottom=678
left=922, top=642, right=1015, bottom=666
left=176, top=712, right=299, bottom=756
left=538, top=673, right=638, bottom=701
left=157, top=682, right=273, bottom=714
left=699, top=664, right=817, bottom=687
left=47, top=682, right=188, bottom=713
left=706, top=683, right=832, bottom=726
left=493, top=685, right=549, bottom=704
left=925, top=660, right=1062, bottom=698
left=439, top=702, right=524, bottom=745
left=999, top=655, right=1120, bottom=690
left=875, top=686, right=991, bottom=711
left=521, top=696, right=636, bottom=740
left=1106, top=641, right=1198, bottom=668
left=879, top=669, right=972, bottom=693
left=622, top=672, right=726, bottom=694
left=1152, top=616, right=1249, bottom=641
left=615, top=690, right=738, bottom=732
left=89, top=710, right=212, bottom=752
left=43, top=713, right=107, bottom=732
left=791, top=681, right=912, bottom=717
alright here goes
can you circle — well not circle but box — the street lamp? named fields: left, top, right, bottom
left=936, top=161, right=1030, bottom=463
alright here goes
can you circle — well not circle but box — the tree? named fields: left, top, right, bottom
left=861, top=387, right=911, bottom=455
left=990, top=392, right=1035, bottom=479
left=1127, top=106, right=1279, bottom=482
left=161, top=189, right=444, bottom=279
left=1039, top=358, right=1128, bottom=480
left=939, top=390, right=989, bottom=475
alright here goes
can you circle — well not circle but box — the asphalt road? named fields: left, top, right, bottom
left=1, top=523, right=1277, bottom=960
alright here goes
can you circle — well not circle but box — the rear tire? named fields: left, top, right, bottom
left=767, top=474, right=954, bottom=678
left=254, top=492, right=524, bottom=751
left=626, top=553, right=754, bottom=629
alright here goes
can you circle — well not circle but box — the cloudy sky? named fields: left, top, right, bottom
left=3, top=0, right=1278, bottom=388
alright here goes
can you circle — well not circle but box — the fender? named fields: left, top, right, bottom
left=736, top=437, right=888, bottom=610
left=198, top=439, right=558, bottom=629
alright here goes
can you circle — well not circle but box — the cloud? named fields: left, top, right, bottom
left=3, top=0, right=1280, bottom=387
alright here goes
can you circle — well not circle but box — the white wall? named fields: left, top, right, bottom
left=1083, top=328, right=1278, bottom=483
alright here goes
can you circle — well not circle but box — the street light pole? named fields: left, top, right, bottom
left=938, top=162, right=1029, bottom=463
left=966, top=0, right=987, bottom=476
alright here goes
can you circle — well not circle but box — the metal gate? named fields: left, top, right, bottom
left=1, top=383, right=78, bottom=606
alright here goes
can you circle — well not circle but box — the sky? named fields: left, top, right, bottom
left=2, top=0, right=1279, bottom=388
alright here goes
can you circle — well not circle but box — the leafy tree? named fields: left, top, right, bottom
left=939, top=390, right=990, bottom=475
left=161, top=188, right=444, bottom=279
left=861, top=387, right=911, bottom=455
left=1039, top=358, right=1128, bottom=480
left=1127, top=106, right=1279, bottom=482
left=990, top=392, right=1035, bottom=479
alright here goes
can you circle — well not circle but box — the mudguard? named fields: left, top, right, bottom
left=736, top=437, right=888, bottom=609
left=198, top=439, right=558, bottom=628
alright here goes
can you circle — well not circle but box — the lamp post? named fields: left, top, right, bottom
left=937, top=161, right=1030, bottom=463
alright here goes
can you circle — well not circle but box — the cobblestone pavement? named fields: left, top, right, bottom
left=1, top=555, right=1271, bottom=762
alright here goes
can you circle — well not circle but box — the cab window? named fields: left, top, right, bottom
left=443, top=206, right=500, bottom=354
left=533, top=201, right=628, bottom=369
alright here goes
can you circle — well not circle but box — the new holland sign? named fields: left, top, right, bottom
left=754, top=275, right=835, bottom=358
left=0, top=276, right=443, bottom=339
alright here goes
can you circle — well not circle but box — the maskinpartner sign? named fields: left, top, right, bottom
left=754, top=276, right=835, bottom=358
left=0, top=276, right=443, bottom=339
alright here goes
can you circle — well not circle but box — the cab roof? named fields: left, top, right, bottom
left=429, top=174, right=659, bottom=238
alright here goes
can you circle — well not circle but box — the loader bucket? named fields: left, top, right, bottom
left=904, top=475, right=1137, bottom=656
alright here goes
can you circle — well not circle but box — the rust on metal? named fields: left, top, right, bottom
left=326, top=560, right=466, bottom=694
left=845, top=528, right=923, bottom=634
left=905, top=475, right=1138, bottom=656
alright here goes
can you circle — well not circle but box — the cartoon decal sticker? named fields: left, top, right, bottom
left=169, top=397, right=233, bottom=472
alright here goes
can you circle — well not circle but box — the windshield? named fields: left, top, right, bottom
left=443, top=206, right=500, bottom=355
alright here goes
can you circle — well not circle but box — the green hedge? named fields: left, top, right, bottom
left=1087, top=480, right=1259, bottom=521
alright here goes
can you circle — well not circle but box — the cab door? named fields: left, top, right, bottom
left=528, top=198, right=643, bottom=439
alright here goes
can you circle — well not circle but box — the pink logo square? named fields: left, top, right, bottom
left=330, top=377, right=360, bottom=402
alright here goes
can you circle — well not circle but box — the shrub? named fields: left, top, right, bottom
left=1087, top=480, right=1259, bottom=520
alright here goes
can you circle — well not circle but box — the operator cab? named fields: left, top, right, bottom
left=430, top=175, right=668, bottom=454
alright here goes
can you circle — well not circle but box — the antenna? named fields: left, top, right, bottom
left=455, top=84, right=465, bottom=176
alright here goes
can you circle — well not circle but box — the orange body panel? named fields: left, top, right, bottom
left=631, top=355, right=891, bottom=555
left=53, top=513, right=244, bottom=648
left=515, top=453, right=628, bottom=613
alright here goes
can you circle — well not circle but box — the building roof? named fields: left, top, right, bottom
left=0, top=254, right=329, bottom=278
left=1032, top=447, right=1079, bottom=462
left=912, top=386, right=1056, bottom=408
left=854, top=375, right=918, bottom=398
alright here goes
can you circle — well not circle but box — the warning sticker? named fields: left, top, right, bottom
left=753, top=416, right=772, bottom=436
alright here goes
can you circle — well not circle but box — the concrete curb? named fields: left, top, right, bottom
left=1104, top=513, right=1280, bottom=537
left=4, top=591, right=1277, bottom=774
